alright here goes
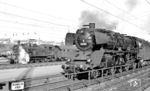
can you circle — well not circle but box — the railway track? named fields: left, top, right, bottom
left=1, top=62, right=149, bottom=91
left=0, top=62, right=65, bottom=70
left=0, top=61, right=65, bottom=91
left=88, top=66, right=150, bottom=91
left=18, top=64, right=150, bottom=91
left=73, top=65, right=150, bottom=91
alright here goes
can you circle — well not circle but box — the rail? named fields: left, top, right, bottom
left=15, top=63, right=150, bottom=91
left=0, top=61, right=65, bottom=70
left=62, top=63, right=145, bottom=90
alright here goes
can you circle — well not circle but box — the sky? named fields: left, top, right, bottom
left=0, top=0, right=150, bottom=42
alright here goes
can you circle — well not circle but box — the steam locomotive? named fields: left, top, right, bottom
left=62, top=23, right=150, bottom=74
left=11, top=43, right=65, bottom=64
left=25, top=44, right=64, bottom=63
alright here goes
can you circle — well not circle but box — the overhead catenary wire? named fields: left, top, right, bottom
left=0, top=19, right=70, bottom=37
left=0, top=19, right=45, bottom=28
left=0, top=12, right=72, bottom=39
left=0, top=11, right=70, bottom=27
left=80, top=0, right=147, bottom=32
left=126, top=0, right=150, bottom=17
left=0, top=2, right=71, bottom=41
left=0, top=1, right=78, bottom=35
left=0, top=1, right=74, bottom=22
left=105, top=0, right=146, bottom=23
left=0, top=1, right=79, bottom=32
left=140, top=0, right=150, bottom=16
left=0, top=19, right=70, bottom=30
left=145, top=0, right=150, bottom=5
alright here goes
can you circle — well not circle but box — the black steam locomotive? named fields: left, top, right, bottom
left=62, top=23, right=150, bottom=75
left=25, top=44, right=63, bottom=63
left=11, top=43, right=64, bottom=64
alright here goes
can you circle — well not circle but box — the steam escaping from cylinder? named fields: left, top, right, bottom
left=79, top=10, right=118, bottom=30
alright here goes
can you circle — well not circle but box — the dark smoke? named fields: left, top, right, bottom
left=125, top=0, right=139, bottom=11
left=79, top=10, right=118, bottom=30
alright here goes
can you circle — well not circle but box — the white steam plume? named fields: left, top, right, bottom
left=79, top=10, right=118, bottom=30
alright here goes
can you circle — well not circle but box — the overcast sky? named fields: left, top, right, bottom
left=0, top=0, right=150, bottom=42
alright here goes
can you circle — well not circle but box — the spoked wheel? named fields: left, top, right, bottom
left=90, top=70, right=100, bottom=79
left=125, top=65, right=130, bottom=71
left=66, top=72, right=77, bottom=80
left=114, top=66, right=122, bottom=74
left=121, top=65, right=126, bottom=72
left=102, top=69, right=110, bottom=77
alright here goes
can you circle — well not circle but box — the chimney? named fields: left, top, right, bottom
left=83, top=23, right=95, bottom=29
left=89, top=23, right=95, bottom=29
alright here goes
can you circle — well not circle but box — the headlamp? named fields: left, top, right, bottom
left=79, top=65, right=83, bottom=68
left=87, top=59, right=91, bottom=63
left=67, top=58, right=71, bottom=62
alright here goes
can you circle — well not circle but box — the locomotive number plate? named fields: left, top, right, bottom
left=80, top=43, right=87, bottom=45
left=11, top=81, right=24, bottom=90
